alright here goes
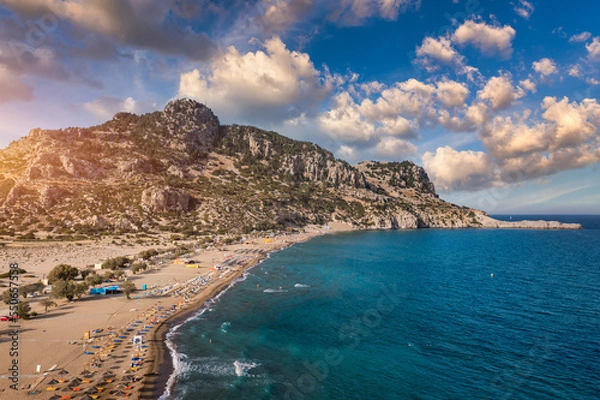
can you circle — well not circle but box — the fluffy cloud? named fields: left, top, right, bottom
left=414, top=36, right=481, bottom=79
left=317, top=92, right=375, bottom=142
left=586, top=37, right=600, bottom=60
left=479, top=96, right=600, bottom=181
left=179, top=37, right=331, bottom=124
left=482, top=115, right=549, bottom=159
left=453, top=20, right=516, bottom=59
left=83, top=96, right=138, bottom=119
left=541, top=96, right=600, bottom=148
left=477, top=75, right=524, bottom=110
left=327, top=0, right=420, bottom=25
left=422, top=146, right=496, bottom=192
left=519, top=79, right=537, bottom=93
left=375, top=137, right=417, bottom=158
left=513, top=0, right=534, bottom=19
left=435, top=79, right=469, bottom=108
left=568, top=65, right=582, bottom=77
left=569, top=32, right=592, bottom=43
left=416, top=37, right=457, bottom=64
left=256, top=0, right=313, bottom=33
left=532, top=58, right=557, bottom=76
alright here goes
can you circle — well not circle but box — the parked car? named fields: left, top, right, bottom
left=0, top=315, right=18, bottom=321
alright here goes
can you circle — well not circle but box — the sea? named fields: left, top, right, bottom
left=160, top=215, right=600, bottom=399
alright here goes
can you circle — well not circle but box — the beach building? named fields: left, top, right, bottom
left=89, top=285, right=122, bottom=295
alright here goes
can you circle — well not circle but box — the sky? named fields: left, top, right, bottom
left=0, top=0, right=599, bottom=214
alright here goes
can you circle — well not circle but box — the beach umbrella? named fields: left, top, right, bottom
left=58, top=369, right=69, bottom=375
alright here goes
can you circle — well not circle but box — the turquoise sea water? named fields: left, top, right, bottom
left=162, top=216, right=600, bottom=399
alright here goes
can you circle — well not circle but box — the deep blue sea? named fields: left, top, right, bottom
left=162, top=216, right=600, bottom=399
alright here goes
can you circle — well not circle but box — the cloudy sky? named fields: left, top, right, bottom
left=1, top=0, right=599, bottom=214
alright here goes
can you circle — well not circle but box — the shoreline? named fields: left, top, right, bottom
left=0, top=225, right=345, bottom=398
left=143, top=237, right=320, bottom=399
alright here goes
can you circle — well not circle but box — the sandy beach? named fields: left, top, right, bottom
left=0, top=223, right=352, bottom=399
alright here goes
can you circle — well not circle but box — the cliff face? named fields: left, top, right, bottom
left=0, top=99, right=580, bottom=236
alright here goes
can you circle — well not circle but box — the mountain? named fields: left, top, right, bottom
left=0, top=99, right=580, bottom=237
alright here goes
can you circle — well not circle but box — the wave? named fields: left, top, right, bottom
left=233, top=360, right=260, bottom=377
left=220, top=321, right=231, bottom=333
left=158, top=246, right=293, bottom=399
left=294, top=283, right=310, bottom=288
left=263, top=288, right=288, bottom=293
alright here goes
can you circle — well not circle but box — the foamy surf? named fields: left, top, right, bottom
left=263, top=288, right=288, bottom=293
left=294, top=283, right=310, bottom=288
left=158, top=248, right=284, bottom=399
left=233, top=360, right=260, bottom=377
left=220, top=321, right=231, bottom=333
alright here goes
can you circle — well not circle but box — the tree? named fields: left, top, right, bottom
left=85, top=273, right=103, bottom=286
left=113, top=270, right=126, bottom=281
left=102, top=256, right=130, bottom=270
left=51, top=279, right=77, bottom=301
left=47, top=264, right=79, bottom=284
left=74, top=282, right=88, bottom=299
left=40, top=298, right=57, bottom=313
left=19, top=282, right=44, bottom=298
left=138, top=249, right=158, bottom=260
left=121, top=282, right=136, bottom=300
left=16, top=301, right=32, bottom=319
left=130, top=262, right=147, bottom=274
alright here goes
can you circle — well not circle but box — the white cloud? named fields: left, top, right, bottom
left=532, top=58, right=557, bottom=76
left=519, top=79, right=537, bottom=93
left=377, top=116, right=415, bottom=137
left=513, top=0, right=534, bottom=19
left=453, top=20, right=516, bottom=59
left=435, top=79, right=469, bottom=108
left=327, top=0, right=420, bottom=25
left=586, top=77, right=600, bottom=85
left=542, top=96, right=600, bottom=148
left=422, top=146, right=496, bottom=192
left=477, top=96, right=600, bottom=182
left=482, top=116, right=550, bottom=159
left=317, top=92, right=375, bottom=142
left=477, top=74, right=524, bottom=110
left=256, top=0, right=313, bottom=33
left=337, top=145, right=356, bottom=159
left=569, top=32, right=592, bottom=43
left=83, top=96, right=139, bottom=119
left=586, top=37, right=600, bottom=60
left=464, top=102, right=489, bottom=126
left=375, top=137, right=417, bottom=158
left=178, top=36, right=330, bottom=124
left=416, top=36, right=460, bottom=65
left=359, top=81, right=385, bottom=96
left=568, top=65, right=582, bottom=77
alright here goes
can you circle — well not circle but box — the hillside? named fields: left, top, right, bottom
left=0, top=99, right=579, bottom=238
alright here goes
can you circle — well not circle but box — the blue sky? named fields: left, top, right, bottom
left=0, top=0, right=599, bottom=214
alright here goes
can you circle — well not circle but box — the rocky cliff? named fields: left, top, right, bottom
left=0, top=99, right=580, bottom=237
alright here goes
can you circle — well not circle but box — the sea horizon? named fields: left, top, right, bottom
left=161, top=215, right=600, bottom=399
